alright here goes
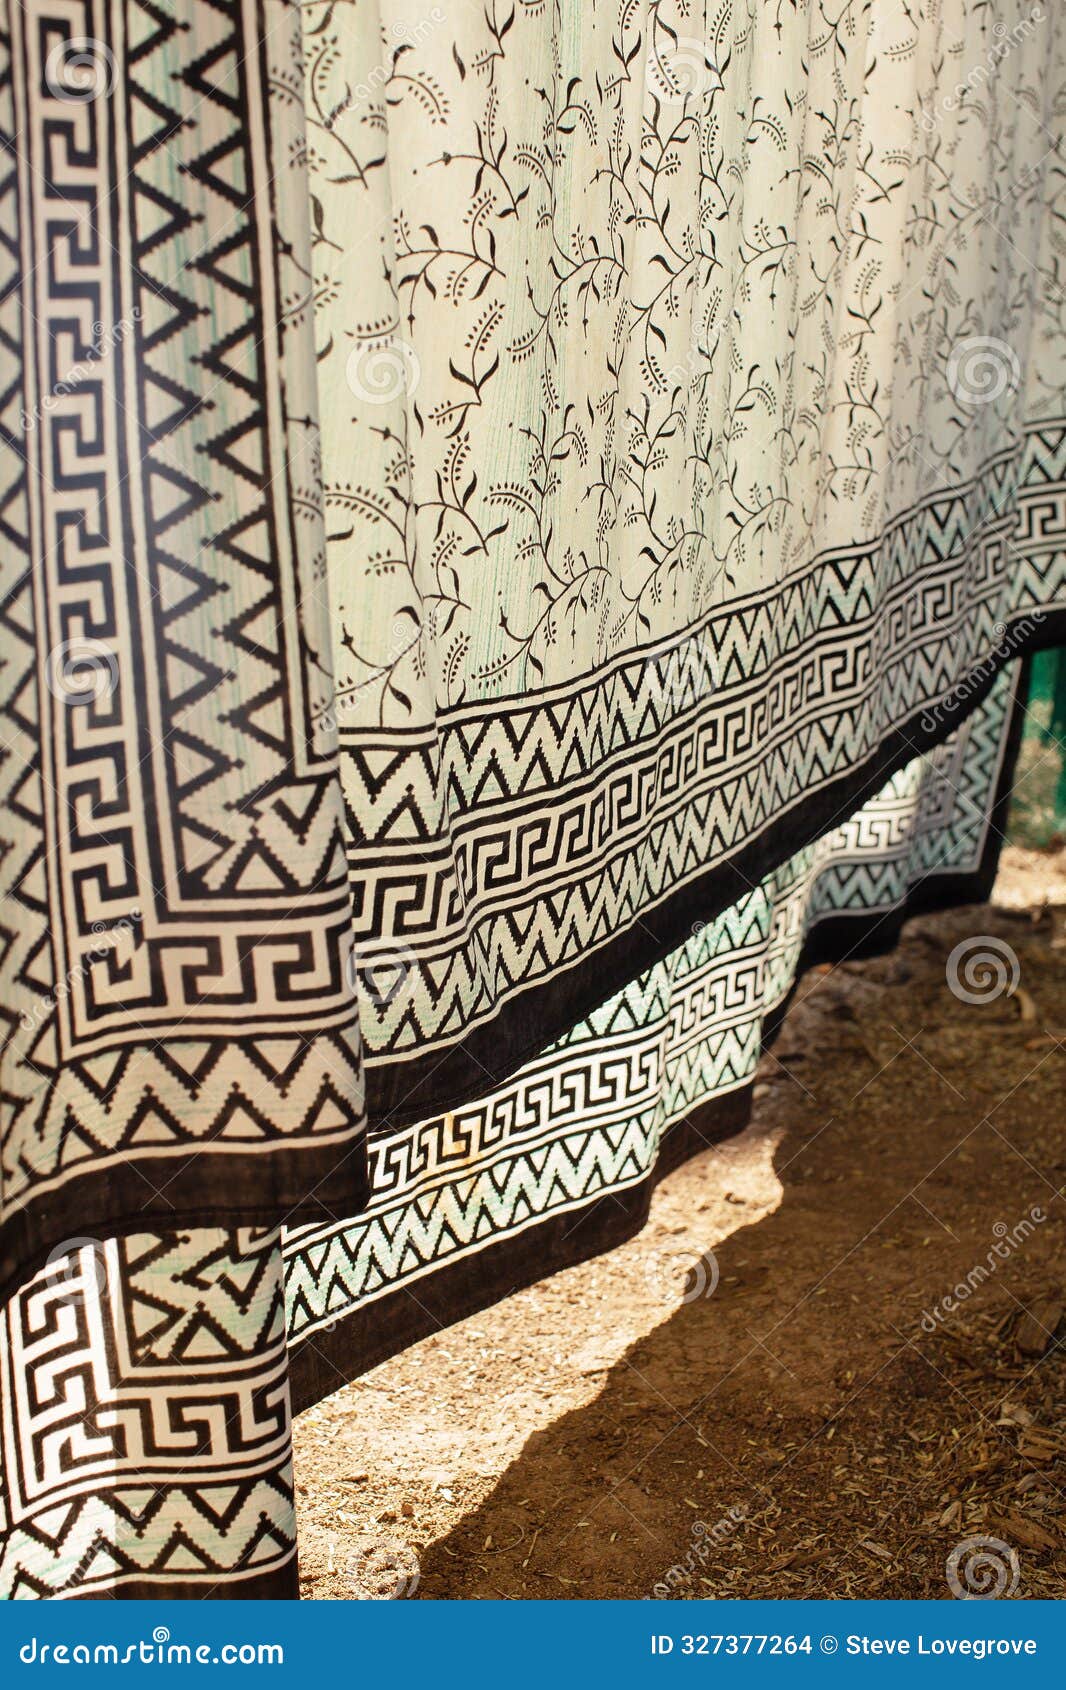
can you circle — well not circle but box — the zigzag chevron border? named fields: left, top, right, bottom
left=286, top=666, right=1022, bottom=1404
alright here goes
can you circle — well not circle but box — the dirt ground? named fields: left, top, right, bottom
left=294, top=844, right=1066, bottom=1600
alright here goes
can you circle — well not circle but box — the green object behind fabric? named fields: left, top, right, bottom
left=1011, top=651, right=1066, bottom=845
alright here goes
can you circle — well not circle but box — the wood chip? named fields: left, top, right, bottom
left=1018, top=1429, right=1066, bottom=1463
left=997, top=1400, right=1035, bottom=1428
left=989, top=1512, right=1062, bottom=1553
left=1014, top=1300, right=1063, bottom=1357
left=1012, top=987, right=1039, bottom=1023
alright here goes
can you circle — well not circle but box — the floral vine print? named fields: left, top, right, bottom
left=286, top=0, right=1066, bottom=1100
left=301, top=0, right=1064, bottom=726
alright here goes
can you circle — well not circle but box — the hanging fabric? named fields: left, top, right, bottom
left=0, top=665, right=1033, bottom=1596
left=0, top=0, right=1064, bottom=1597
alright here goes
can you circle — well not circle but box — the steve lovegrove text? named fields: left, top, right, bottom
left=649, top=1635, right=1039, bottom=1658
left=845, top=1637, right=1037, bottom=1657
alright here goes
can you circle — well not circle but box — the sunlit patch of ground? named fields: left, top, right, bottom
left=295, top=845, right=1066, bottom=1600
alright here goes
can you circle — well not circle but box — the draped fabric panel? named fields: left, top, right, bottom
left=0, top=0, right=1064, bottom=1598
left=0, top=662, right=1027, bottom=1597
left=0, top=0, right=367, bottom=1303
left=283, top=659, right=1027, bottom=1406
left=316, top=0, right=1066, bottom=1118
left=1, top=1228, right=296, bottom=1599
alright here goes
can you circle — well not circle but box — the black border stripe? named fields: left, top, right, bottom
left=364, top=615, right=1066, bottom=1123
left=63, top=1558, right=298, bottom=1603
left=289, top=657, right=1032, bottom=1412
left=0, top=630, right=1052, bottom=1309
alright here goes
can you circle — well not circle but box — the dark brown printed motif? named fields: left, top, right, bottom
left=0, top=0, right=1064, bottom=1605
left=0, top=665, right=1025, bottom=1598
left=306, top=1, right=1066, bottom=1112
left=0, top=0, right=366, bottom=1301
left=0, top=1227, right=298, bottom=1598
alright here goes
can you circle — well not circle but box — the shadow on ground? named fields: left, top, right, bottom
left=295, top=850, right=1066, bottom=1600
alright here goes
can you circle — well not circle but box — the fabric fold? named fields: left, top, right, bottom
left=0, top=0, right=367, bottom=1303
left=305, top=0, right=1066, bottom=1120
left=1, top=0, right=1066, bottom=1601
